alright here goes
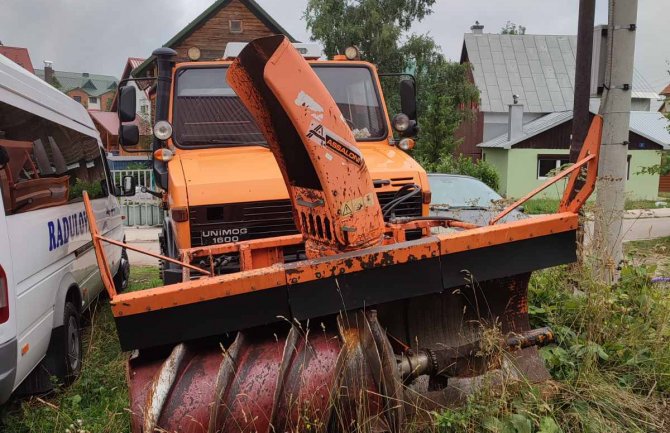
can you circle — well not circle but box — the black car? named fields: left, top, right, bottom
left=428, top=173, right=526, bottom=226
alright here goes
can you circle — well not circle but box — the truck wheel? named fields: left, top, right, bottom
left=61, top=302, right=82, bottom=384
left=113, top=248, right=130, bottom=293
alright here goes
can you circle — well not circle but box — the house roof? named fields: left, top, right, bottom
left=88, top=110, right=150, bottom=136
left=133, top=0, right=296, bottom=77
left=479, top=108, right=670, bottom=150
left=110, top=57, right=149, bottom=112
left=0, top=46, right=34, bottom=73
left=461, top=33, right=577, bottom=113
left=462, top=33, right=661, bottom=114
left=35, top=69, right=118, bottom=96
left=661, top=83, right=670, bottom=96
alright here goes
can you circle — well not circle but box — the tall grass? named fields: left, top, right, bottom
left=433, top=263, right=670, bottom=433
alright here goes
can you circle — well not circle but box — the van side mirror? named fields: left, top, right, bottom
left=118, top=86, right=137, bottom=123
left=399, top=79, right=417, bottom=121
left=118, top=175, right=136, bottom=197
left=0, top=145, right=8, bottom=168
left=119, top=124, right=139, bottom=146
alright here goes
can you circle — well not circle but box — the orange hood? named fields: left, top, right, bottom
left=176, top=143, right=427, bottom=207
left=177, top=146, right=289, bottom=207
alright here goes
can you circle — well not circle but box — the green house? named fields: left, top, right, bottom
left=479, top=105, right=670, bottom=200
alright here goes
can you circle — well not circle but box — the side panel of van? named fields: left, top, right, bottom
left=6, top=194, right=122, bottom=385
left=0, top=204, right=17, bottom=403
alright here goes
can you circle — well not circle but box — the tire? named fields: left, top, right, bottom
left=60, top=301, right=82, bottom=384
left=113, top=247, right=130, bottom=293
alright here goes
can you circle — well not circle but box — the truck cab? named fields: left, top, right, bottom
left=118, top=43, right=429, bottom=283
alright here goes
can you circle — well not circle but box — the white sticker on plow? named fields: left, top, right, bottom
left=295, top=91, right=324, bottom=120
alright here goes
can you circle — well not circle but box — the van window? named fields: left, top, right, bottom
left=0, top=101, right=109, bottom=215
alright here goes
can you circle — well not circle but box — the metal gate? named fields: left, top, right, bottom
left=111, top=169, right=164, bottom=226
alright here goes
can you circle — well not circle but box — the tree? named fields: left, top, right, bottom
left=304, top=0, right=436, bottom=72
left=500, top=21, right=526, bottom=35
left=304, top=0, right=480, bottom=170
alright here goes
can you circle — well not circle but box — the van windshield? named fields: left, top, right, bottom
left=172, top=65, right=386, bottom=147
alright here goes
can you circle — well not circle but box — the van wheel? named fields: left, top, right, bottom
left=61, top=302, right=82, bottom=384
left=113, top=248, right=130, bottom=293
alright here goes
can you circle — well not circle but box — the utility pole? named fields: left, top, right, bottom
left=592, top=0, right=638, bottom=284
left=569, top=0, right=596, bottom=164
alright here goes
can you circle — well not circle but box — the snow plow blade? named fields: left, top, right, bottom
left=82, top=35, right=603, bottom=432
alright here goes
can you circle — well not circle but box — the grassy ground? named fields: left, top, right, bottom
left=523, top=198, right=669, bottom=215
left=2, top=241, right=669, bottom=432
left=434, top=238, right=670, bottom=432
left=0, top=267, right=161, bottom=433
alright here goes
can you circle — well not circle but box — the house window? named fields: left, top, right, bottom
left=537, top=155, right=570, bottom=179
left=229, top=19, right=243, bottom=33
left=140, top=105, right=148, bottom=114
left=89, top=96, right=98, bottom=103
left=73, top=95, right=82, bottom=103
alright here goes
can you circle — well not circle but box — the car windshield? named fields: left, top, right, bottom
left=172, top=65, right=386, bottom=147
left=428, top=175, right=502, bottom=208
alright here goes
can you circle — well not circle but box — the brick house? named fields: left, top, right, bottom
left=35, top=65, right=118, bottom=111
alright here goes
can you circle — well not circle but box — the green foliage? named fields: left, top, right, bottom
left=69, top=178, right=103, bottom=201
left=636, top=151, right=670, bottom=176
left=500, top=21, right=527, bottom=35
left=429, top=153, right=499, bottom=190
left=0, top=299, right=130, bottom=432
left=304, top=0, right=435, bottom=69
left=434, top=252, right=670, bottom=433
left=412, top=57, right=479, bottom=162
left=523, top=198, right=668, bottom=215
left=304, top=0, right=480, bottom=166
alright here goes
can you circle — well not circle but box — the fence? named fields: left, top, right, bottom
left=660, top=174, right=670, bottom=193
left=111, top=169, right=164, bottom=226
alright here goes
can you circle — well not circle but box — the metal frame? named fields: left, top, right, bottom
left=83, top=116, right=603, bottom=321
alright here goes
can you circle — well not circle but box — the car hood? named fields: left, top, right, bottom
left=429, top=207, right=527, bottom=226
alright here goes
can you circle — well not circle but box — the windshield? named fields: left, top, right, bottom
left=428, top=175, right=502, bottom=208
left=172, top=65, right=386, bottom=147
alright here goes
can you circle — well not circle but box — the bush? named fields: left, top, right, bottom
left=430, top=154, right=500, bottom=191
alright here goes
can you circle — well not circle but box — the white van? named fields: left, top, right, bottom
left=0, top=54, right=131, bottom=403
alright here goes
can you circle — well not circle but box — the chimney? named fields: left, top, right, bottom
left=471, top=21, right=484, bottom=34
left=44, top=60, right=54, bottom=84
left=508, top=100, right=524, bottom=140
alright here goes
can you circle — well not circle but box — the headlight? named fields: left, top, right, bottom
left=398, top=138, right=415, bottom=151
left=392, top=113, right=410, bottom=132
left=153, top=121, right=173, bottom=140
left=344, top=46, right=359, bottom=60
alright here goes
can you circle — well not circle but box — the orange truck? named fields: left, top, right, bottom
left=118, top=42, right=428, bottom=283
left=95, top=36, right=602, bottom=432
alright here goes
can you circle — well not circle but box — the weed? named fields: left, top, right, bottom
left=433, top=257, right=670, bottom=433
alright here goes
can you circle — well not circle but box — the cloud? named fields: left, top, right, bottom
left=1, top=0, right=667, bottom=91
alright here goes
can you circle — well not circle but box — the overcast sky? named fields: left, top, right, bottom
left=2, top=0, right=668, bottom=92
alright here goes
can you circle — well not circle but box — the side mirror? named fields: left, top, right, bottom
left=118, top=86, right=137, bottom=123
left=118, top=175, right=136, bottom=197
left=399, top=79, right=417, bottom=121
left=0, top=145, right=8, bottom=168
left=119, top=124, right=139, bottom=146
